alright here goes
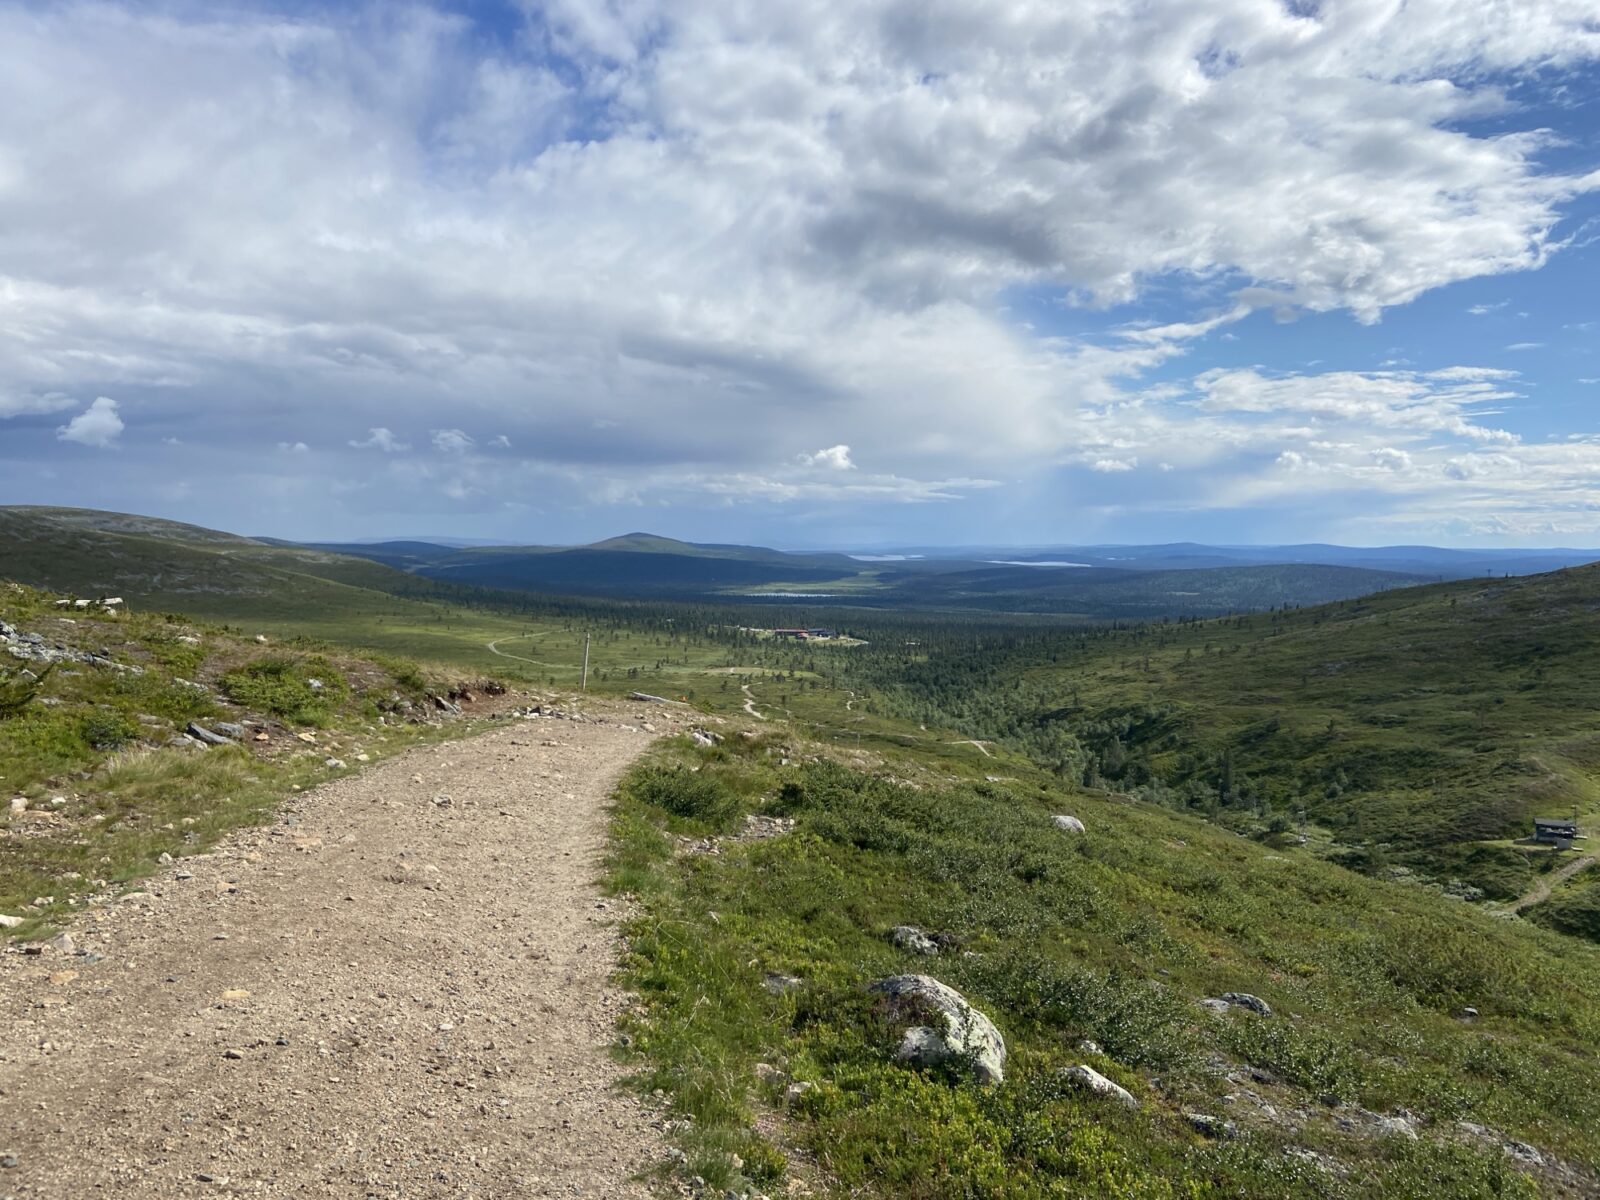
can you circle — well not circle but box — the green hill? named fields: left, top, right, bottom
left=829, top=565, right=1600, bottom=900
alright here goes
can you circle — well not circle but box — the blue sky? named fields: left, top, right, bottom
left=1, top=1, right=1598, bottom=548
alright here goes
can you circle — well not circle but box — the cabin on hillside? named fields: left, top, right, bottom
left=805, top=628, right=836, bottom=638
left=1533, top=816, right=1579, bottom=849
left=772, top=628, right=809, bottom=640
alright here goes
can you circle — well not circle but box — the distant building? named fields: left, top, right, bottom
left=805, top=628, right=836, bottom=638
left=1533, top=817, right=1579, bottom=848
left=772, top=629, right=809, bottom=640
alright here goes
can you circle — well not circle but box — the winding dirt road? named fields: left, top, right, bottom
left=0, top=714, right=670, bottom=1198
left=1506, top=850, right=1599, bottom=915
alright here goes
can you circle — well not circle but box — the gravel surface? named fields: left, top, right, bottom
left=0, top=715, right=671, bottom=1198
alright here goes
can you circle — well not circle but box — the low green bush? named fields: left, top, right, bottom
left=220, top=656, right=348, bottom=725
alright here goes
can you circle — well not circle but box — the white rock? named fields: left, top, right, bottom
left=1061, top=1064, right=1138, bottom=1108
left=1052, top=814, right=1086, bottom=834
left=871, top=974, right=1006, bottom=1086
left=0, top=914, right=23, bottom=929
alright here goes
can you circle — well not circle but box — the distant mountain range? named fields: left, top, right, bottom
left=5, top=506, right=1596, bottom=620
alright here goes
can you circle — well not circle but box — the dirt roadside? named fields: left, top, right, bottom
left=0, top=708, right=682, bottom=1198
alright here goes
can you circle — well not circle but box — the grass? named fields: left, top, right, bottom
left=608, top=726, right=1600, bottom=1198
left=0, top=581, right=498, bottom=936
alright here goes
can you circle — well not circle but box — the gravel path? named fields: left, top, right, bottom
left=0, top=716, right=669, bottom=1198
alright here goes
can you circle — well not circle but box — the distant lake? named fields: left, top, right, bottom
left=984, top=560, right=1092, bottom=567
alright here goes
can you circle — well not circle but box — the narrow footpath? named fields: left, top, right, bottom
left=0, top=718, right=667, bottom=1198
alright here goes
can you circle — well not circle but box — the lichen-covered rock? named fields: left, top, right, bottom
left=1220, top=992, right=1272, bottom=1016
left=871, top=974, right=1006, bottom=1085
left=1060, top=1064, right=1137, bottom=1108
left=1052, top=814, right=1086, bottom=834
left=889, top=925, right=940, bottom=955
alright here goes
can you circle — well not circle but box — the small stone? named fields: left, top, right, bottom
left=0, top=1153, right=17, bottom=1169
left=220, top=988, right=251, bottom=1002
left=158, top=852, right=174, bottom=865
left=1060, top=1064, right=1138, bottom=1108
left=1052, top=814, right=1086, bottom=834
left=324, top=758, right=347, bottom=769
left=0, top=914, right=24, bottom=929
left=8, top=797, right=25, bottom=816
left=46, top=933, right=75, bottom=955
left=889, top=925, right=940, bottom=956
left=1185, top=1111, right=1238, bottom=1138
left=223, top=1049, right=244, bottom=1060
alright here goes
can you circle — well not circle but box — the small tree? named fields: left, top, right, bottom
left=0, top=664, right=51, bottom=719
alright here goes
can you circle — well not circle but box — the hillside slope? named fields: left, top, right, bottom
left=835, top=565, right=1600, bottom=898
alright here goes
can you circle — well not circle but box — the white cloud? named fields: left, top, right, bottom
left=278, top=441, right=310, bottom=453
left=1091, top=457, right=1137, bottom=473
left=55, top=396, right=123, bottom=447
left=0, top=2, right=1596, bottom=533
left=349, top=427, right=409, bottom=452
left=801, top=444, right=855, bottom=470
left=431, top=428, right=474, bottom=454
left=0, top=391, right=75, bottom=418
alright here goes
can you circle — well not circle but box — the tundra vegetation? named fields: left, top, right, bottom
left=7, top=512, right=1600, bottom=1195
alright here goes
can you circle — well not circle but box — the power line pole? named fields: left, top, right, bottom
left=581, top=632, right=591, bottom=691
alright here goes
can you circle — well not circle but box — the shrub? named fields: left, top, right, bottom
left=221, top=656, right=347, bottom=725
left=628, top=765, right=741, bottom=830
left=0, top=664, right=50, bottom=719
left=79, top=710, right=140, bottom=751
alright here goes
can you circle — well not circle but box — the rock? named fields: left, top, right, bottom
left=743, top=814, right=795, bottom=840
left=691, top=729, right=722, bottom=747
left=870, top=974, right=1006, bottom=1086
left=1219, top=992, right=1272, bottom=1016
left=762, top=972, right=803, bottom=995
left=324, top=758, right=347, bottom=769
left=1060, top=1064, right=1138, bottom=1108
left=889, top=926, right=941, bottom=956
left=295, top=732, right=318, bottom=744
left=1198, top=998, right=1231, bottom=1015
left=158, top=852, right=174, bottom=865
left=46, top=933, right=75, bottom=955
left=783, top=1081, right=815, bottom=1107
left=214, top=722, right=246, bottom=740
left=1459, top=1006, right=1479, bottom=1020
left=0, top=914, right=23, bottom=929
left=185, top=722, right=234, bottom=746
left=1052, top=814, right=1086, bottom=834
left=754, top=1062, right=787, bottom=1086
left=222, top=1049, right=244, bottom=1060
left=1185, top=1111, right=1238, bottom=1138
left=8, top=796, right=25, bottom=816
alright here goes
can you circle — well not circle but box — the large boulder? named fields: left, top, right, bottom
left=1052, top=814, right=1086, bottom=834
left=871, top=974, right=1006, bottom=1086
left=1061, top=1064, right=1138, bottom=1108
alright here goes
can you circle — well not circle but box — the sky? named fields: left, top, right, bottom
left=1, top=0, right=1598, bottom=549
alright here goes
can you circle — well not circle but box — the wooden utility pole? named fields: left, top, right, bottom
left=581, top=632, right=591, bottom=691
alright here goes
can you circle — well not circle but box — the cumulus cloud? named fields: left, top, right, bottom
left=56, top=397, right=123, bottom=447
left=279, top=441, right=310, bottom=453
left=0, top=1, right=1596, bottom=534
left=801, top=445, right=855, bottom=470
left=349, top=428, right=409, bottom=452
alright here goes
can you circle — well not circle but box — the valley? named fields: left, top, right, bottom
left=3, top=507, right=1600, bottom=1198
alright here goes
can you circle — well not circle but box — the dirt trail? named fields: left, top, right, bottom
left=0, top=716, right=670, bottom=1198
left=741, top=684, right=766, bottom=721
left=1506, top=851, right=1599, bottom=915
